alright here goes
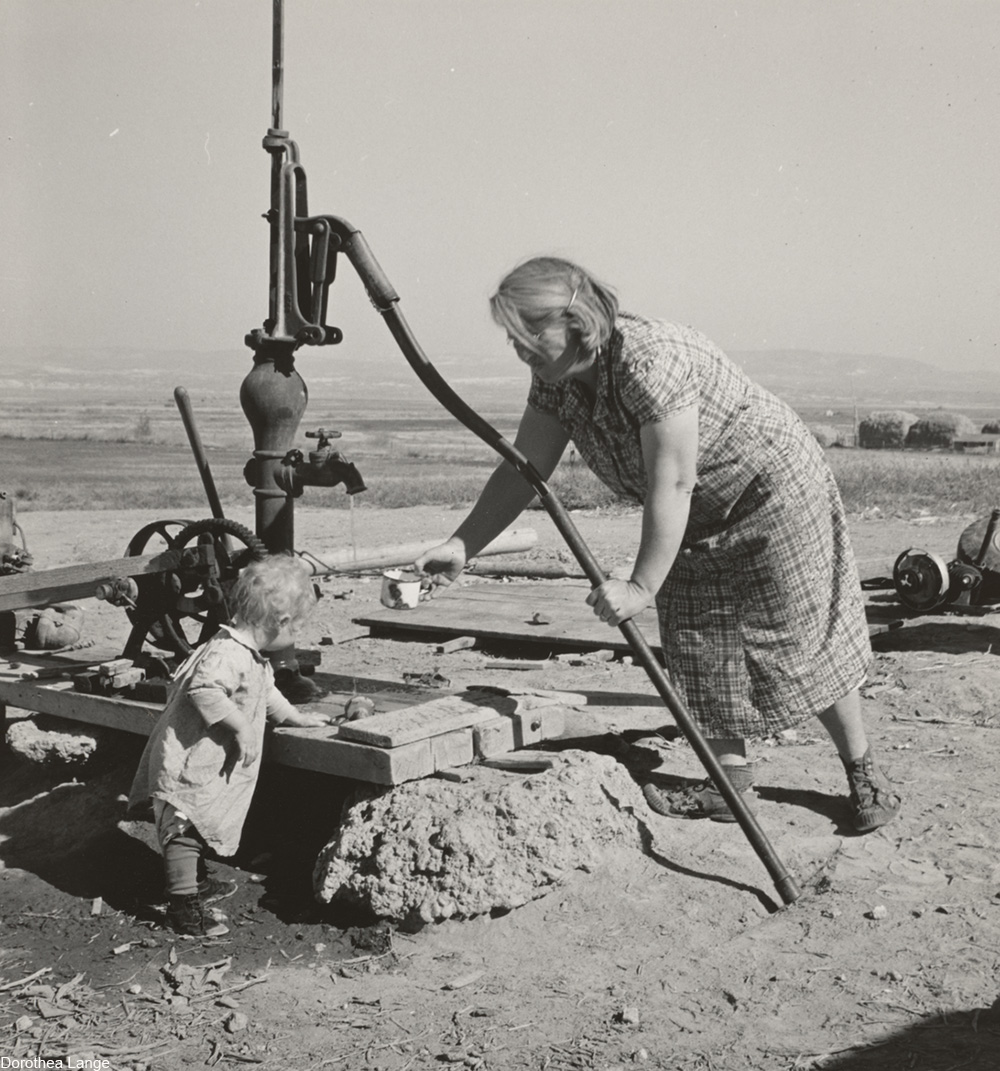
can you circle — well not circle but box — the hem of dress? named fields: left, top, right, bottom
left=150, top=792, right=236, bottom=859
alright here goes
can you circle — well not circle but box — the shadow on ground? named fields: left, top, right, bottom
left=0, top=740, right=386, bottom=980
left=815, top=1001, right=1000, bottom=1069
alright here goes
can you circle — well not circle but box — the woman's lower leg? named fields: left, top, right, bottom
left=815, top=688, right=868, bottom=762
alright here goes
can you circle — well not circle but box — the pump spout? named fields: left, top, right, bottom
left=278, top=449, right=366, bottom=496
left=274, top=427, right=366, bottom=498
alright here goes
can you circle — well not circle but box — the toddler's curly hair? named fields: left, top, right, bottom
left=229, top=554, right=317, bottom=635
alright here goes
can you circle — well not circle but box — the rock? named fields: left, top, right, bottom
left=6, top=714, right=110, bottom=765
left=22, top=603, right=85, bottom=650
left=314, top=750, right=648, bottom=923
left=224, top=1011, right=249, bottom=1033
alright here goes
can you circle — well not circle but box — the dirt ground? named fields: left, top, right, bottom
left=2, top=504, right=1000, bottom=1070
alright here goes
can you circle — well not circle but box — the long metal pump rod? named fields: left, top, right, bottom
left=317, top=219, right=800, bottom=906
left=271, top=0, right=284, bottom=132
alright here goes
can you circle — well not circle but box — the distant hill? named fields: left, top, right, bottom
left=729, top=349, right=1000, bottom=411
left=2, top=344, right=999, bottom=418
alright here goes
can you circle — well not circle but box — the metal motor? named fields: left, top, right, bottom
left=893, top=508, right=1000, bottom=611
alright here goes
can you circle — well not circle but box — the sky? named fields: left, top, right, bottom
left=2, top=0, right=999, bottom=374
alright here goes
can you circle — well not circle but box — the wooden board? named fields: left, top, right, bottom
left=354, top=582, right=661, bottom=654
left=0, top=668, right=571, bottom=786
left=0, top=678, right=163, bottom=736
left=335, top=691, right=514, bottom=748
left=356, top=581, right=899, bottom=648
left=0, top=550, right=182, bottom=612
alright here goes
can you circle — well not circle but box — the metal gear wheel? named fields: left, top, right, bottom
left=123, top=517, right=267, bottom=659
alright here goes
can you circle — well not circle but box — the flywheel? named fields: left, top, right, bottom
left=123, top=517, right=267, bottom=659
left=892, top=548, right=950, bottom=612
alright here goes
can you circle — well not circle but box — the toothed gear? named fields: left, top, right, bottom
left=123, top=517, right=268, bottom=658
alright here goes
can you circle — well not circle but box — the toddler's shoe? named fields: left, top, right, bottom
left=165, top=894, right=230, bottom=938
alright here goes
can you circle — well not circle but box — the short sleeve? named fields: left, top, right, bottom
left=186, top=644, right=243, bottom=725
left=618, top=348, right=699, bottom=425
left=526, top=374, right=562, bottom=416
left=265, top=676, right=300, bottom=724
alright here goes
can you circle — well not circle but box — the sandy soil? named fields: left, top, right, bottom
left=2, top=505, right=1000, bottom=1070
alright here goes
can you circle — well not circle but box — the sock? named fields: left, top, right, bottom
left=163, top=833, right=203, bottom=898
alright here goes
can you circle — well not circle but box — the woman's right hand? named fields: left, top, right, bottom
left=413, top=539, right=467, bottom=598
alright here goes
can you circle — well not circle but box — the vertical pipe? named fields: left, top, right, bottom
left=240, top=342, right=306, bottom=555
left=272, top=0, right=283, bottom=132
left=267, top=0, right=286, bottom=332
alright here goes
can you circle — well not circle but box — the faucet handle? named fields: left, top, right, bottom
left=305, top=427, right=343, bottom=450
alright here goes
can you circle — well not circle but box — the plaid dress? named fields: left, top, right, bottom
left=528, top=312, right=870, bottom=738
left=128, top=626, right=300, bottom=856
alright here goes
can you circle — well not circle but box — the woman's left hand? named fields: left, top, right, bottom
left=586, top=579, right=653, bottom=627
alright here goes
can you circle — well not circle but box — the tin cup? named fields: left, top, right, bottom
left=380, top=569, right=429, bottom=610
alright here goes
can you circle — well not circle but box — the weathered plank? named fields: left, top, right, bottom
left=0, top=679, right=162, bottom=736
left=431, top=728, right=475, bottom=771
left=298, top=672, right=447, bottom=721
left=267, top=724, right=480, bottom=786
left=482, top=751, right=557, bottom=772
left=0, top=668, right=446, bottom=770
left=472, top=705, right=568, bottom=759
left=0, top=669, right=570, bottom=786
left=335, top=692, right=514, bottom=748
left=358, top=580, right=902, bottom=649
left=267, top=727, right=438, bottom=785
left=473, top=717, right=515, bottom=759
left=354, top=581, right=661, bottom=654
left=0, top=551, right=182, bottom=612
left=511, top=706, right=566, bottom=746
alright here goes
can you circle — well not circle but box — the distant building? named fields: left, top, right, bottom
left=952, top=433, right=1000, bottom=454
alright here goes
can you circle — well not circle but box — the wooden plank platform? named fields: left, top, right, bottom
left=0, top=550, right=182, bottom=612
left=354, top=581, right=661, bottom=654
left=0, top=664, right=573, bottom=787
left=356, top=580, right=902, bottom=649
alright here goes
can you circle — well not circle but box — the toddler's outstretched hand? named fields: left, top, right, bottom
left=281, top=711, right=334, bottom=729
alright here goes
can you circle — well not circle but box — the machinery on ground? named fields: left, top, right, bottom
left=893, top=509, right=1000, bottom=612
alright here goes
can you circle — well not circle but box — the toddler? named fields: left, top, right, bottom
left=129, top=554, right=330, bottom=937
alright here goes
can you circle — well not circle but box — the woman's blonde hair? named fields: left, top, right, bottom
left=490, top=256, right=619, bottom=360
left=229, top=554, right=317, bottom=634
